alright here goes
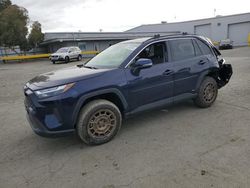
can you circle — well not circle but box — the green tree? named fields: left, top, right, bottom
left=28, top=21, right=44, bottom=48
left=0, top=4, right=29, bottom=52
left=0, top=0, right=11, bottom=12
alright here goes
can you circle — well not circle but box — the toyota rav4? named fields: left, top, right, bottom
left=24, top=34, right=232, bottom=145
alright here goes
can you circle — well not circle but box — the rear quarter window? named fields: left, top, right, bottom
left=169, top=39, right=195, bottom=61
left=195, top=39, right=213, bottom=55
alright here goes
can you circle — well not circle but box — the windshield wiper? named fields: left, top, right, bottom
left=77, top=64, right=98, bottom=69
left=83, top=65, right=98, bottom=69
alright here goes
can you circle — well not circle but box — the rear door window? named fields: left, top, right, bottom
left=192, top=39, right=202, bottom=56
left=169, top=39, right=195, bottom=61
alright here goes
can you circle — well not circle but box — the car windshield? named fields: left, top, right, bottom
left=56, top=48, right=69, bottom=53
left=85, top=42, right=142, bottom=68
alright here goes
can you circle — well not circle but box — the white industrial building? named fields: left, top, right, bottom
left=41, top=32, right=179, bottom=54
left=41, top=13, right=250, bottom=54
left=127, top=13, right=250, bottom=46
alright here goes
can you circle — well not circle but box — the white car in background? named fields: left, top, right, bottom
left=50, top=46, right=82, bottom=64
left=219, top=39, right=233, bottom=50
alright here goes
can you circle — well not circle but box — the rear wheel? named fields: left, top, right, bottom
left=52, top=61, right=55, bottom=64
left=65, top=56, right=70, bottom=63
left=77, top=99, right=122, bottom=145
left=194, top=77, right=218, bottom=108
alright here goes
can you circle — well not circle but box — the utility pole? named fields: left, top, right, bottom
left=72, top=32, right=76, bottom=45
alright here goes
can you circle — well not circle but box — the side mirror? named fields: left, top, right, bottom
left=131, top=58, right=153, bottom=75
left=134, top=58, right=153, bottom=69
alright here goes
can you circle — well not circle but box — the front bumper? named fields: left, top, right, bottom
left=50, top=56, right=65, bottom=61
left=26, top=110, right=74, bottom=137
left=24, top=88, right=77, bottom=138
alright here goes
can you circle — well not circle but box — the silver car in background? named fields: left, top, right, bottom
left=50, top=46, right=82, bottom=64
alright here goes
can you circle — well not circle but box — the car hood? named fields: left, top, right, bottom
left=27, top=65, right=109, bottom=90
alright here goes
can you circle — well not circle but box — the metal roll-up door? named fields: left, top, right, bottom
left=228, top=22, right=250, bottom=46
left=194, top=24, right=212, bottom=39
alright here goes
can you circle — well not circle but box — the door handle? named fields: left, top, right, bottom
left=198, top=60, right=206, bottom=65
left=163, top=69, right=174, bottom=76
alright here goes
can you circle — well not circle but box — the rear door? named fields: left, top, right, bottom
left=194, top=38, right=217, bottom=65
left=74, top=47, right=80, bottom=58
left=68, top=47, right=75, bottom=58
left=168, top=38, right=208, bottom=96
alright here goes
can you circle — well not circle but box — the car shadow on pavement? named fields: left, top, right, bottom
left=121, top=100, right=197, bottom=131
left=17, top=100, right=198, bottom=154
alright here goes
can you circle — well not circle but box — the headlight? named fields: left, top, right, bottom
left=34, top=83, right=75, bottom=98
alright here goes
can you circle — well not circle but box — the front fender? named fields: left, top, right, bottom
left=72, top=88, right=128, bottom=126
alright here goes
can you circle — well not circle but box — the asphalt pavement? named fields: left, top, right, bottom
left=0, top=47, right=250, bottom=188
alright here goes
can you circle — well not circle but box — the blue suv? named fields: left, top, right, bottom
left=24, top=34, right=232, bottom=145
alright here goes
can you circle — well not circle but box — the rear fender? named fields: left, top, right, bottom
left=195, top=70, right=216, bottom=92
left=195, top=61, right=232, bottom=91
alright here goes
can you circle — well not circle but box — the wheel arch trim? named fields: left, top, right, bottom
left=72, top=88, right=128, bottom=126
left=195, top=68, right=219, bottom=91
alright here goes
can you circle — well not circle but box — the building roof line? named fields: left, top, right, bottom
left=44, top=31, right=180, bottom=35
left=126, top=12, right=250, bottom=31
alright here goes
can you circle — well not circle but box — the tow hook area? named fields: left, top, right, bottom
left=218, top=59, right=233, bottom=88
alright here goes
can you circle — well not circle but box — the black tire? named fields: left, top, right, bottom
left=77, top=54, right=82, bottom=61
left=52, top=61, right=55, bottom=64
left=194, top=77, right=218, bottom=108
left=65, top=56, right=70, bottom=63
left=76, top=99, right=122, bottom=145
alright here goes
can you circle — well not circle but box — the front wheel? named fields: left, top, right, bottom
left=65, top=56, right=70, bottom=63
left=194, top=77, right=218, bottom=108
left=76, top=99, right=122, bottom=145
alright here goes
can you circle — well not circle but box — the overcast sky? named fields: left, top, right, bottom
left=11, top=0, right=250, bottom=32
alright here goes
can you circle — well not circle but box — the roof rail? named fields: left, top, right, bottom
left=153, top=34, right=161, bottom=38
left=145, top=31, right=196, bottom=43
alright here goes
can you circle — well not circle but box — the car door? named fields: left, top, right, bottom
left=68, top=47, right=75, bottom=58
left=76, top=47, right=81, bottom=57
left=194, top=38, right=217, bottom=68
left=74, top=47, right=80, bottom=58
left=168, top=38, right=208, bottom=96
left=124, top=41, right=174, bottom=111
